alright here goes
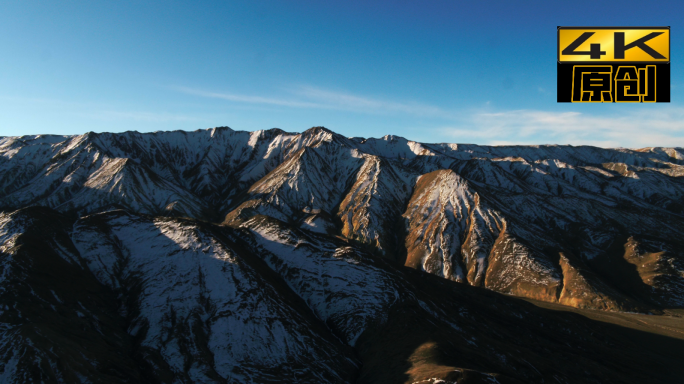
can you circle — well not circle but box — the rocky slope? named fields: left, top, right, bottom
left=2, top=126, right=684, bottom=382
left=3, top=126, right=683, bottom=311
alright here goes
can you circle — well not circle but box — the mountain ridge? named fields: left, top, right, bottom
left=2, top=126, right=684, bottom=383
left=2, top=126, right=684, bottom=312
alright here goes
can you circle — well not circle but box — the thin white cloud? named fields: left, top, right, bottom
left=174, top=85, right=454, bottom=118
left=174, top=87, right=323, bottom=109
left=442, top=108, right=684, bottom=148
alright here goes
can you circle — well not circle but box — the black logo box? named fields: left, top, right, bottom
left=557, top=63, right=670, bottom=102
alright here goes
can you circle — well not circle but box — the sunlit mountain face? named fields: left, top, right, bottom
left=1, top=126, right=683, bottom=383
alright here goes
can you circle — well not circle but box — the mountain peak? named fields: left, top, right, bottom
left=304, top=126, right=334, bottom=134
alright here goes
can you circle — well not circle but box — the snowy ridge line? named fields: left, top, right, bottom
left=1, top=126, right=684, bottom=313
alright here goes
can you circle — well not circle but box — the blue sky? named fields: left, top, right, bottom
left=1, top=0, right=683, bottom=147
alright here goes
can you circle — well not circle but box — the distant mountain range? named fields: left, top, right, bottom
left=1, top=126, right=683, bottom=383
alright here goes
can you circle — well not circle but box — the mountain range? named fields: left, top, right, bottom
left=1, top=126, right=683, bottom=383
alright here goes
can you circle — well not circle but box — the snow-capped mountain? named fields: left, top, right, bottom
left=1, top=126, right=684, bottom=383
